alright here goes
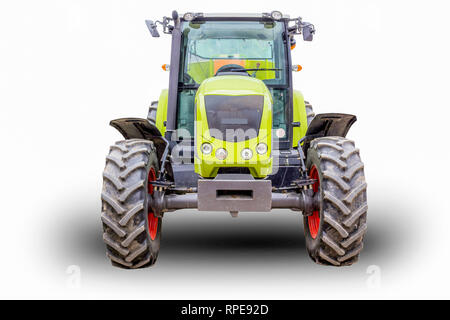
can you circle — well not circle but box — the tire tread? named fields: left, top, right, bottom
left=306, top=137, right=368, bottom=266
left=101, top=139, right=159, bottom=269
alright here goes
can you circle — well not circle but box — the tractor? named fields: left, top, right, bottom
left=101, top=11, right=368, bottom=269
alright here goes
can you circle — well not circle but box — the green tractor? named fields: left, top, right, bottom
left=101, top=11, right=368, bottom=269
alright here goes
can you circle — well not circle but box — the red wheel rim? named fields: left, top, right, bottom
left=308, top=165, right=320, bottom=239
left=147, top=168, right=158, bottom=241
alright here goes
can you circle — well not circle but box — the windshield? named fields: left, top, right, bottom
left=179, top=20, right=287, bottom=86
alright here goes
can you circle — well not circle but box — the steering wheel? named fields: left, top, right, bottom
left=215, top=64, right=249, bottom=76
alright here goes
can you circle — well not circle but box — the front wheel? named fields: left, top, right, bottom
left=304, top=137, right=367, bottom=266
left=101, top=139, right=162, bottom=269
left=304, top=101, right=315, bottom=126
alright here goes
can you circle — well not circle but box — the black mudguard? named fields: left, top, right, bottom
left=110, top=118, right=173, bottom=178
left=302, top=113, right=357, bottom=151
left=110, top=117, right=162, bottom=139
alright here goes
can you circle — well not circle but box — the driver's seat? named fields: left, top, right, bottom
left=215, top=64, right=250, bottom=77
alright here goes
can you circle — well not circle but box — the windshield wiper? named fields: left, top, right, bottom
left=228, top=68, right=282, bottom=72
left=178, top=82, right=199, bottom=89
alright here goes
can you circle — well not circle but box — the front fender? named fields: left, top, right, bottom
left=305, top=113, right=356, bottom=138
left=110, top=118, right=163, bottom=140
left=110, top=118, right=169, bottom=175
left=301, top=113, right=357, bottom=152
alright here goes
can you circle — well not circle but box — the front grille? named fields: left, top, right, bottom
left=204, top=95, right=264, bottom=142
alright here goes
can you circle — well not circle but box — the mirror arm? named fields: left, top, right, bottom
left=288, top=17, right=315, bottom=41
left=159, top=17, right=175, bottom=34
left=288, top=17, right=303, bottom=35
left=145, top=16, right=175, bottom=38
left=287, top=26, right=298, bottom=35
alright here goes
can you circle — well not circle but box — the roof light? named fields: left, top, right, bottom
left=271, top=11, right=283, bottom=20
left=183, top=12, right=195, bottom=21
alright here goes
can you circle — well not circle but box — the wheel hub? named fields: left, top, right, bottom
left=308, top=165, right=320, bottom=239
left=147, top=168, right=158, bottom=240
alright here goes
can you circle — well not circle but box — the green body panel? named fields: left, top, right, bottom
left=194, top=76, right=273, bottom=178
left=188, top=61, right=214, bottom=83
left=292, top=90, right=308, bottom=147
left=155, top=89, right=168, bottom=135
left=154, top=83, right=308, bottom=175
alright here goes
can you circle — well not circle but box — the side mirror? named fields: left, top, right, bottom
left=172, top=10, right=179, bottom=21
left=145, top=20, right=160, bottom=37
left=302, top=23, right=315, bottom=41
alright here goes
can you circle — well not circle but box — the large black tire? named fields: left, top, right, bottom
left=147, top=101, right=157, bottom=125
left=304, top=137, right=367, bottom=266
left=101, top=139, right=162, bottom=269
left=305, top=101, right=315, bottom=126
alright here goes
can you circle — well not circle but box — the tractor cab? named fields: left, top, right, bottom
left=177, top=18, right=288, bottom=141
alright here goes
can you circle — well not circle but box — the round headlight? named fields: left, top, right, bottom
left=256, top=143, right=268, bottom=155
left=271, top=11, right=283, bottom=20
left=241, top=148, right=253, bottom=160
left=201, top=143, right=212, bottom=155
left=215, top=148, right=228, bottom=160
left=183, top=12, right=195, bottom=21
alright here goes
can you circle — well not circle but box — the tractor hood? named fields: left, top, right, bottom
left=194, top=75, right=273, bottom=178
left=196, top=75, right=271, bottom=96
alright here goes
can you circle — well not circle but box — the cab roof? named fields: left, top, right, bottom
left=181, top=12, right=290, bottom=21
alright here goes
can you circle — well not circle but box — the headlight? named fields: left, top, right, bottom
left=215, top=148, right=228, bottom=160
left=271, top=11, right=283, bottom=20
left=201, top=143, right=212, bottom=155
left=256, top=143, right=268, bottom=155
left=241, top=148, right=253, bottom=160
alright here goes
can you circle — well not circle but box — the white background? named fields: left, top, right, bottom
left=0, top=0, right=449, bottom=299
